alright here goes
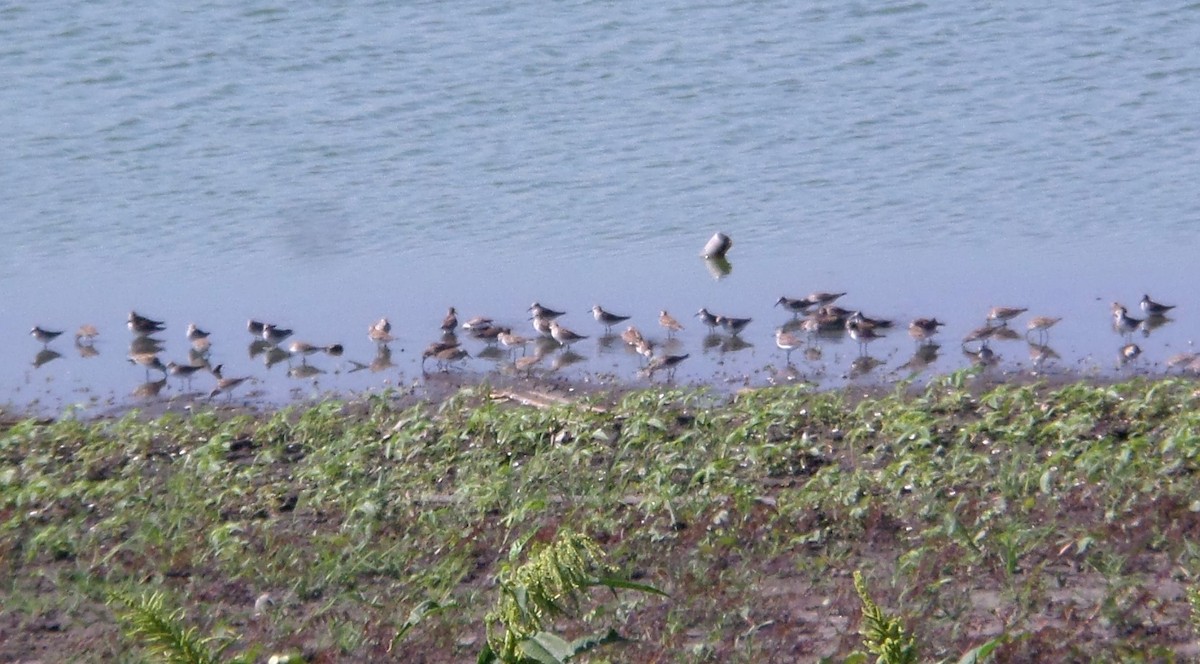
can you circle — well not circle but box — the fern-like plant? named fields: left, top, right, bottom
left=853, top=571, right=918, bottom=664
left=107, top=590, right=257, bottom=664
left=479, top=529, right=665, bottom=664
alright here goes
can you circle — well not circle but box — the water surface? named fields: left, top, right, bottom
left=2, top=0, right=1198, bottom=412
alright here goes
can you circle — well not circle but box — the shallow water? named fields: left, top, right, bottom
left=2, top=0, right=1198, bottom=413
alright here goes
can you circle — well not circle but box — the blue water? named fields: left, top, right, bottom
left=3, top=0, right=1198, bottom=412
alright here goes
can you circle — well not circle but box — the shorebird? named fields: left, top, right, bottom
left=592, top=305, right=631, bottom=332
left=1025, top=316, right=1062, bottom=343
left=30, top=326, right=63, bottom=347
left=513, top=350, right=545, bottom=376
left=128, top=311, right=166, bottom=335
left=633, top=338, right=656, bottom=362
left=420, top=340, right=460, bottom=368
left=909, top=318, right=945, bottom=345
left=807, top=291, right=846, bottom=307
left=775, top=328, right=802, bottom=364
left=129, top=352, right=167, bottom=377
left=962, top=325, right=998, bottom=347
left=470, top=324, right=504, bottom=344
left=368, top=320, right=395, bottom=345
left=261, top=323, right=293, bottom=346
left=430, top=346, right=469, bottom=372
left=529, top=302, right=566, bottom=320
left=847, top=311, right=893, bottom=330
left=1112, top=303, right=1143, bottom=338
left=717, top=315, right=752, bottom=336
left=133, top=378, right=168, bottom=399
left=75, top=324, right=99, bottom=344
left=646, top=353, right=689, bottom=379
left=549, top=320, right=588, bottom=348
left=183, top=323, right=208, bottom=344
left=775, top=296, right=814, bottom=316
left=498, top=329, right=532, bottom=355
left=847, top=320, right=882, bottom=355
left=460, top=315, right=494, bottom=331
left=166, top=361, right=204, bottom=386
left=288, top=340, right=337, bottom=356
left=987, top=306, right=1027, bottom=326
left=531, top=314, right=554, bottom=337
left=964, top=344, right=997, bottom=367
left=658, top=310, right=684, bottom=338
left=1120, top=343, right=1142, bottom=364
left=440, top=307, right=458, bottom=332
left=695, top=308, right=721, bottom=330
left=1141, top=294, right=1175, bottom=317
left=621, top=325, right=645, bottom=347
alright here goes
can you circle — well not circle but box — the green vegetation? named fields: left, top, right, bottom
left=4, top=373, right=1200, bottom=661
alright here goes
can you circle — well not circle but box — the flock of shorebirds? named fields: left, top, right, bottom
left=23, top=292, right=1190, bottom=400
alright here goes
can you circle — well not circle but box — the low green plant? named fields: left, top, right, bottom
left=107, top=590, right=258, bottom=664
left=480, top=529, right=666, bottom=663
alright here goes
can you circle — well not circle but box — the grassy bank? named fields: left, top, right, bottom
left=3, top=372, right=1200, bottom=662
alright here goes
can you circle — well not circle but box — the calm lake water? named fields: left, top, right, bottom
left=3, top=0, right=1198, bottom=413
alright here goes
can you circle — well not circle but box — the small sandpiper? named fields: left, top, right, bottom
left=987, top=306, right=1027, bottom=327
left=1140, top=294, right=1175, bottom=317
left=529, top=302, right=566, bottom=320
left=962, top=325, right=998, bottom=347
left=288, top=340, right=327, bottom=356
left=775, top=296, right=814, bottom=316
left=441, top=307, right=458, bottom=332
left=431, top=346, right=470, bottom=371
left=461, top=315, right=494, bottom=331
left=166, top=361, right=204, bottom=386
left=633, top=338, right=656, bottom=362
left=646, top=353, right=689, bottom=378
left=818, top=304, right=853, bottom=322
left=368, top=320, right=395, bottom=345
left=531, top=314, right=554, bottom=337
left=695, top=308, right=720, bottom=330
left=75, top=324, right=99, bottom=344
left=549, top=320, right=588, bottom=348
left=717, top=314, right=752, bottom=336
left=807, top=291, right=846, bottom=307
left=129, top=351, right=167, bottom=375
left=128, top=311, right=166, bottom=335
left=186, top=323, right=210, bottom=343
left=592, top=305, right=631, bottom=332
left=30, top=326, right=63, bottom=346
left=774, top=328, right=802, bottom=363
left=847, top=311, right=893, bottom=330
left=498, top=329, right=532, bottom=354
left=209, top=365, right=249, bottom=401
left=420, top=340, right=460, bottom=368
left=658, top=310, right=684, bottom=338
left=1025, top=316, right=1062, bottom=343
left=261, top=323, right=294, bottom=346
left=847, top=320, right=882, bottom=354
left=1111, top=303, right=1143, bottom=337
left=621, top=325, right=645, bottom=347
left=1120, top=343, right=1142, bottom=364
left=470, top=324, right=505, bottom=344
left=908, top=318, right=945, bottom=345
